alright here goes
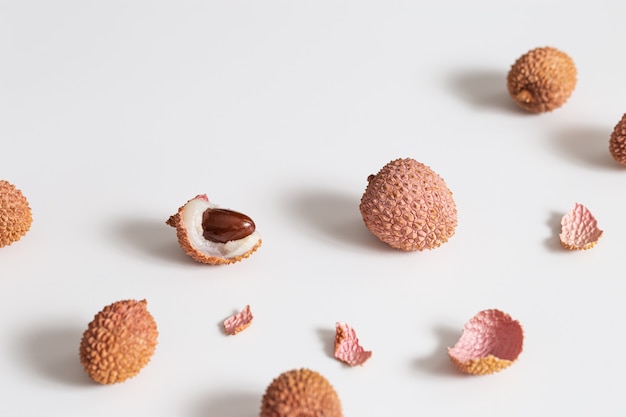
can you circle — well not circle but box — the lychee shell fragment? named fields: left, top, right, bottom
left=334, top=321, right=372, bottom=366
left=448, top=309, right=523, bottom=375
left=0, top=180, right=32, bottom=248
left=359, top=158, right=457, bottom=251
left=260, top=368, right=343, bottom=417
left=559, top=203, right=603, bottom=250
left=223, top=305, right=253, bottom=335
left=79, top=299, right=158, bottom=384
left=166, top=194, right=261, bottom=265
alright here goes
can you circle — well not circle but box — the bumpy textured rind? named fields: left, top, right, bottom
left=359, top=158, right=457, bottom=251
left=507, top=46, right=577, bottom=113
left=79, top=299, right=158, bottom=384
left=334, top=322, right=372, bottom=366
left=0, top=180, right=32, bottom=248
left=609, top=113, right=626, bottom=165
left=449, top=355, right=515, bottom=376
left=260, top=368, right=343, bottom=417
left=448, top=309, right=523, bottom=376
left=166, top=195, right=262, bottom=265
left=559, top=203, right=603, bottom=250
left=223, top=304, right=253, bottom=335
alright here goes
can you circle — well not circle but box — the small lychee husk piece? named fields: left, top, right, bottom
left=334, top=321, right=372, bottom=366
left=0, top=180, right=33, bottom=248
left=260, top=368, right=343, bottom=417
left=507, top=46, right=577, bottom=113
left=559, top=202, right=603, bottom=250
left=223, top=304, right=253, bottom=335
left=359, top=158, right=457, bottom=251
left=609, top=113, right=626, bottom=165
left=448, top=309, right=524, bottom=375
left=79, top=299, right=158, bottom=384
left=166, top=194, right=262, bottom=265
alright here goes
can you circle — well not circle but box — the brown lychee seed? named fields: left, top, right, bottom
left=260, top=368, right=342, bottom=417
left=166, top=194, right=261, bottom=265
left=0, top=180, right=33, bottom=248
left=507, top=46, right=577, bottom=113
left=448, top=309, right=524, bottom=376
left=79, top=299, right=158, bottom=384
left=609, top=113, right=626, bottom=165
left=359, top=158, right=457, bottom=251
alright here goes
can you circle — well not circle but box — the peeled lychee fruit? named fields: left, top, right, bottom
left=260, top=368, right=342, bottom=417
left=166, top=194, right=261, bottom=265
left=448, top=309, right=524, bottom=375
left=79, top=299, right=158, bottom=384
left=609, top=113, right=626, bottom=165
left=359, top=158, right=457, bottom=251
left=507, top=46, right=577, bottom=113
left=0, top=180, right=32, bottom=248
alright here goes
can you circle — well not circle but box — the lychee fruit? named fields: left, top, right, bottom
left=609, top=113, right=626, bottom=165
left=507, top=46, right=577, bottom=113
left=260, top=368, right=342, bottom=417
left=359, top=158, right=457, bottom=251
left=166, top=194, right=261, bottom=265
left=79, top=299, right=158, bottom=384
left=0, top=180, right=32, bottom=248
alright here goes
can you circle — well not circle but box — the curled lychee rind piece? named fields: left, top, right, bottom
left=223, top=304, right=253, bottom=335
left=79, top=299, right=158, bottom=384
left=448, top=309, right=523, bottom=375
left=334, top=321, right=372, bottom=366
left=359, top=158, right=457, bottom=251
left=166, top=194, right=261, bottom=265
left=0, top=180, right=33, bottom=248
left=559, top=203, right=603, bottom=250
left=260, top=368, right=343, bottom=417
left=507, top=46, right=577, bottom=113
left=609, top=113, right=626, bottom=165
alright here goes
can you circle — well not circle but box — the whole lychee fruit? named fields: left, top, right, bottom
left=359, top=158, right=457, bottom=251
left=166, top=194, right=261, bottom=265
left=260, top=368, right=342, bottom=417
left=507, top=46, right=577, bottom=113
left=0, top=180, right=32, bottom=248
left=609, top=113, right=626, bottom=165
left=79, top=299, right=158, bottom=384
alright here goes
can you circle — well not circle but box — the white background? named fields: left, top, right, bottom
left=1, top=1, right=625, bottom=416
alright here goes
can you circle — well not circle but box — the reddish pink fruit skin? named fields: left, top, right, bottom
left=360, top=158, right=457, bottom=251
left=334, top=322, right=372, bottom=366
left=223, top=305, right=253, bottom=335
left=448, top=309, right=523, bottom=375
left=559, top=203, right=603, bottom=250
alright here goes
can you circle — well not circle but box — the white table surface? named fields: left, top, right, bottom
left=2, top=1, right=625, bottom=416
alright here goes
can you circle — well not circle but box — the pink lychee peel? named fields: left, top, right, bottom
left=334, top=322, right=372, bottom=366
